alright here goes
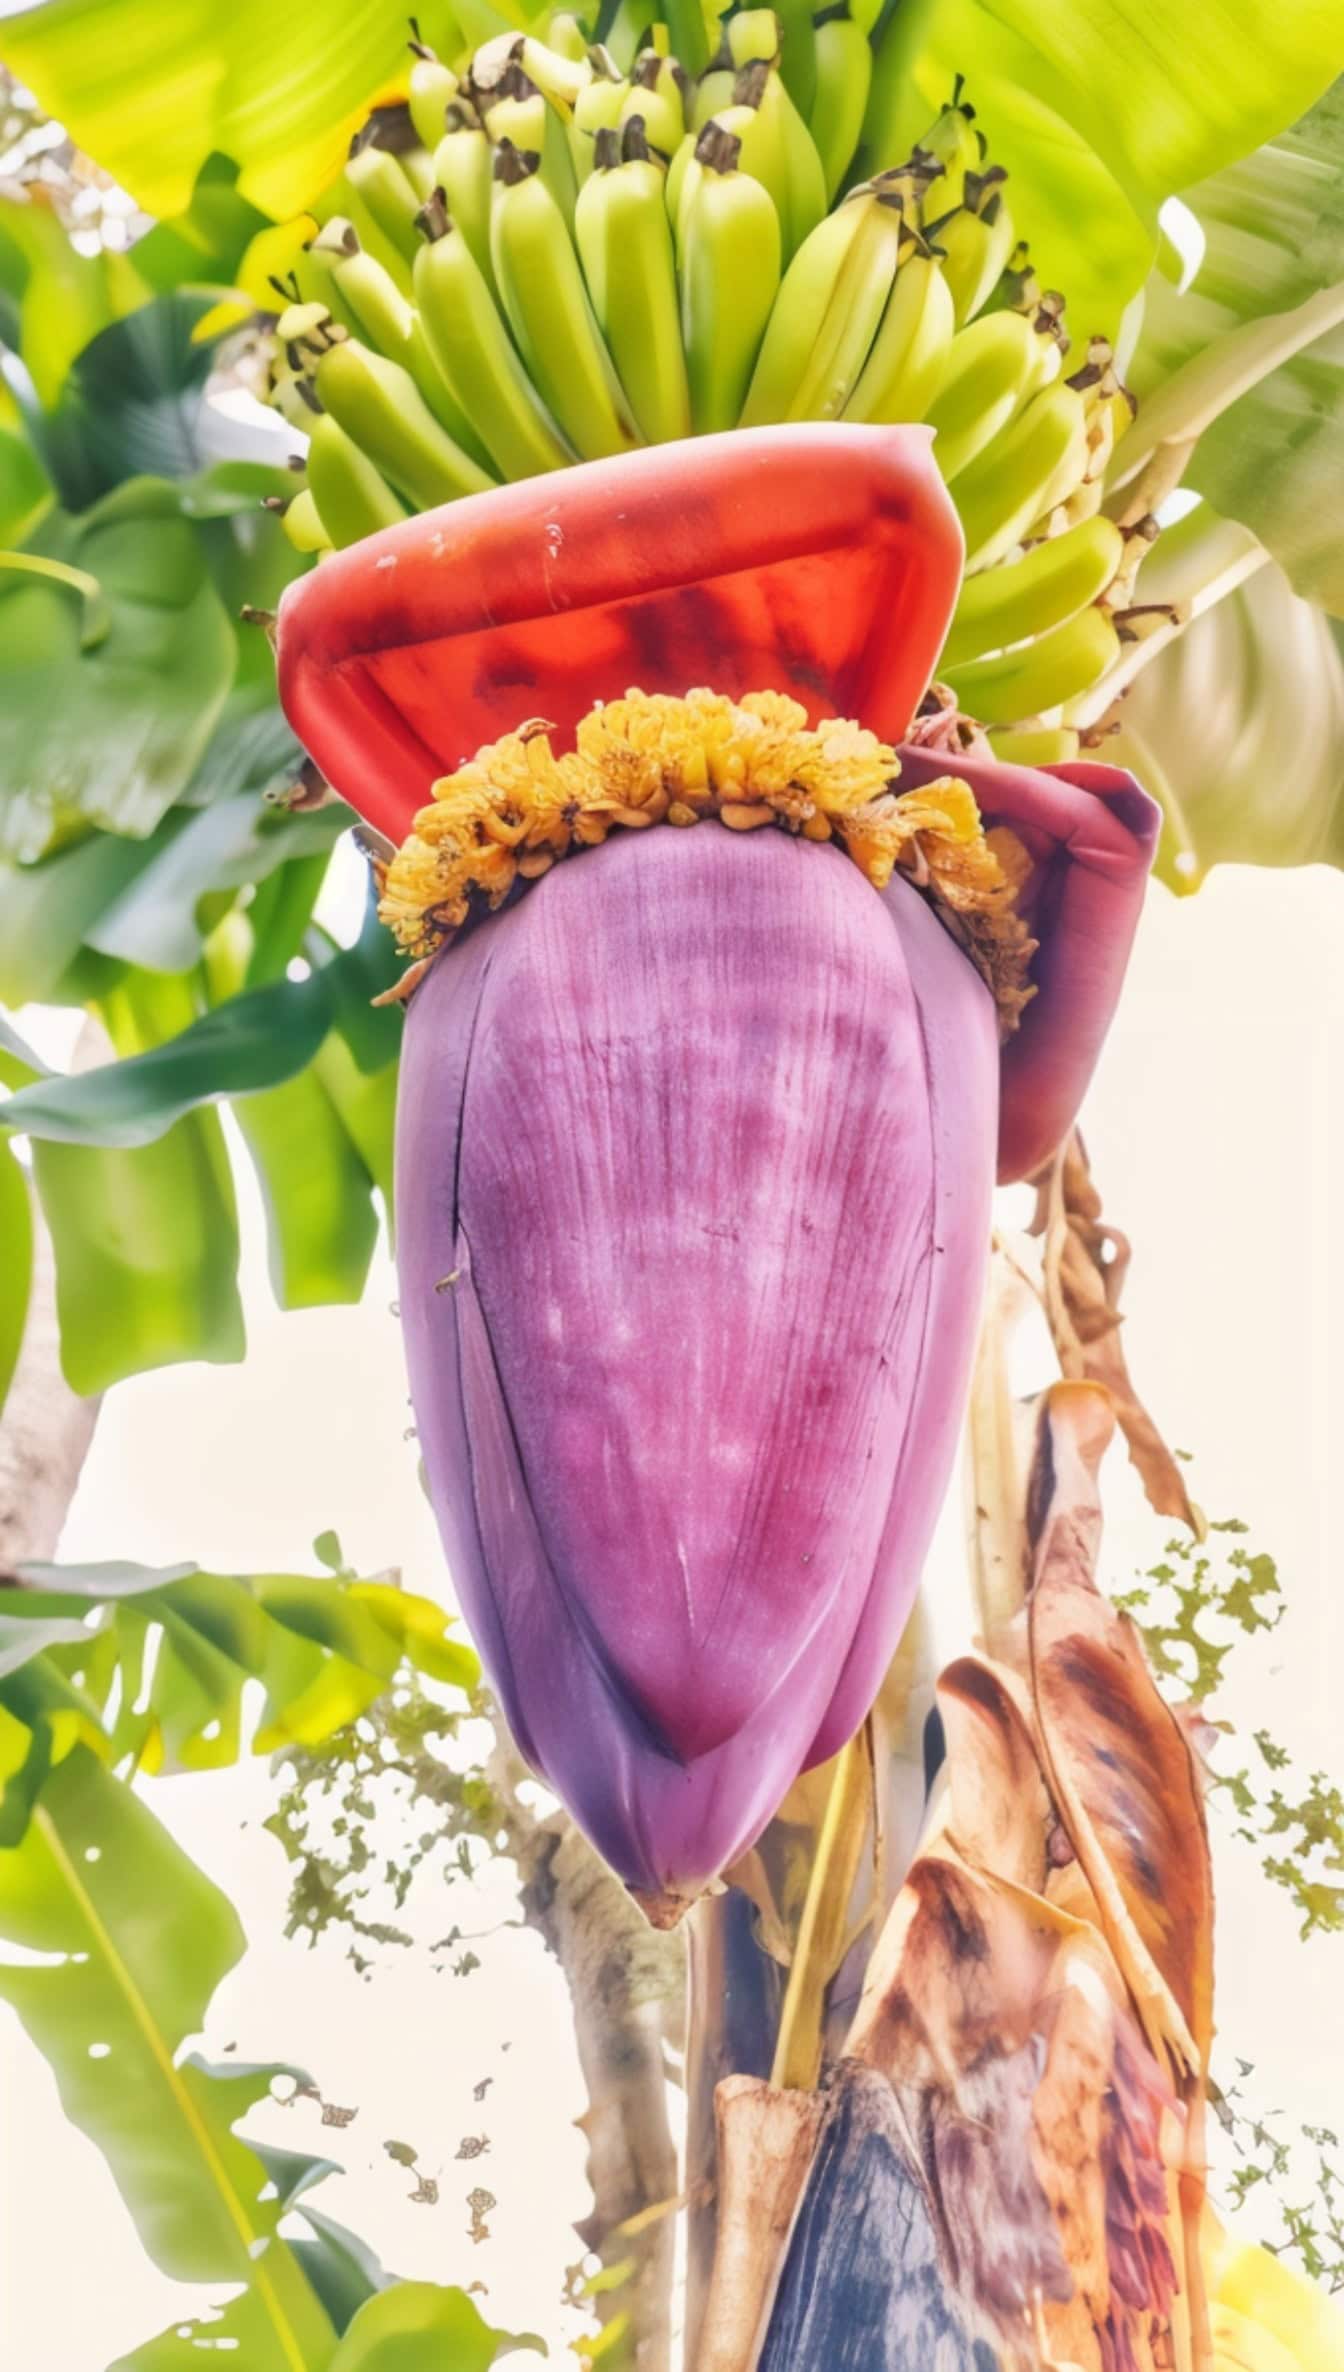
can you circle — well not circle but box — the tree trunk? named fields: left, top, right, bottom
left=0, top=1189, right=99, bottom=1573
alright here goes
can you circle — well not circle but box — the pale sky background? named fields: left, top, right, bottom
left=2, top=853, right=1342, bottom=2367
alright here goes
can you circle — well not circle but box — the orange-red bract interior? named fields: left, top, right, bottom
left=276, top=424, right=964, bottom=843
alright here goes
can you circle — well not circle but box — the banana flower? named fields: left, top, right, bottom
left=278, top=427, right=1157, bottom=1912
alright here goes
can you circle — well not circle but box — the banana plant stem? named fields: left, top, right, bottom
left=768, top=1725, right=873, bottom=2092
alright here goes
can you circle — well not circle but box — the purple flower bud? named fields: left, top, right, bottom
left=397, top=823, right=998, bottom=1912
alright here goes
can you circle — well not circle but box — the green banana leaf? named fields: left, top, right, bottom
left=329, top=2283, right=546, bottom=2369
left=0, top=418, right=50, bottom=545
left=39, top=291, right=225, bottom=511
left=1108, top=533, right=1344, bottom=891
left=0, top=1747, right=341, bottom=2367
left=0, top=183, right=149, bottom=410
left=0, top=807, right=343, bottom=1004
left=1118, top=85, right=1344, bottom=613
left=1, top=904, right=403, bottom=1147
left=862, top=0, right=1343, bottom=340
left=0, top=1554, right=477, bottom=1779
left=0, top=478, right=237, bottom=861
left=0, top=0, right=486, bottom=222
left=32, top=1109, right=246, bottom=1392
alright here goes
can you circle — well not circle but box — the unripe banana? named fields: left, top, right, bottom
left=740, top=58, right=826, bottom=260
left=313, top=337, right=495, bottom=509
left=484, top=68, right=579, bottom=227
left=519, top=33, right=592, bottom=107
left=276, top=486, right=332, bottom=554
left=942, top=603, right=1120, bottom=725
left=924, top=306, right=1055, bottom=481
left=344, top=142, right=424, bottom=267
left=407, top=35, right=459, bottom=150
left=575, top=125, right=691, bottom=442
left=602, top=0, right=650, bottom=71
left=808, top=8, right=872, bottom=202
left=305, top=413, right=407, bottom=547
left=679, top=123, right=782, bottom=433
left=843, top=248, right=955, bottom=423
left=726, top=9, right=781, bottom=67
left=571, top=62, right=629, bottom=181
left=285, top=249, right=363, bottom=336
left=432, top=111, right=498, bottom=295
left=311, top=220, right=498, bottom=476
left=941, top=513, right=1125, bottom=670
left=329, top=178, right=414, bottom=297
left=674, top=103, right=757, bottom=244
left=414, top=192, right=573, bottom=480
left=987, top=725, right=1081, bottom=767
left=954, top=381, right=1090, bottom=573
left=692, top=66, right=736, bottom=131
left=749, top=190, right=901, bottom=424
left=274, top=298, right=340, bottom=353
left=934, top=168, right=1017, bottom=324
left=911, top=85, right=982, bottom=213
left=489, top=142, right=641, bottom=460
left=740, top=194, right=872, bottom=423
left=543, top=12, right=591, bottom=63
left=621, top=51, right=689, bottom=158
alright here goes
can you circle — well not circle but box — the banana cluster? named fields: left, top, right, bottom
left=264, top=9, right=1146, bottom=746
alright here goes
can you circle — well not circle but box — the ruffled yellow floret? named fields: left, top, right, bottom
left=376, top=688, right=1036, bottom=1031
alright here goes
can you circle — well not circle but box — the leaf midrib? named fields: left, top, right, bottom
left=36, top=1801, right=324, bottom=2372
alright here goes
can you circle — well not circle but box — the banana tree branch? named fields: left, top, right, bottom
left=0, top=1181, right=99, bottom=1574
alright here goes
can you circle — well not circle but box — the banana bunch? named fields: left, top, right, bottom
left=262, top=11, right=1144, bottom=743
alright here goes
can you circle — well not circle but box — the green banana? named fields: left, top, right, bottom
left=911, top=85, right=982, bottom=213
left=489, top=142, right=641, bottom=460
left=484, top=67, right=579, bottom=227
left=941, top=513, right=1124, bottom=669
left=621, top=50, right=689, bottom=157
left=808, top=9, right=872, bottom=202
left=934, top=167, right=1017, bottom=324
left=574, top=125, right=691, bottom=442
left=843, top=247, right=955, bottom=424
left=748, top=189, right=901, bottom=424
left=518, top=32, right=593, bottom=106
left=311, top=219, right=498, bottom=474
left=740, top=193, right=874, bottom=423
left=942, top=602, right=1120, bottom=725
left=407, top=33, right=460, bottom=149
left=679, top=122, right=782, bottom=432
left=725, top=9, right=781, bottom=67
left=924, top=305, right=1058, bottom=481
left=571, top=59, right=629, bottom=181
left=740, top=58, right=826, bottom=260
left=542, top=12, right=592, bottom=63
left=953, top=380, right=1089, bottom=573
left=432, top=109, right=499, bottom=294
left=278, top=486, right=332, bottom=554
left=313, top=337, right=495, bottom=509
left=344, top=141, right=424, bottom=266
left=676, top=92, right=782, bottom=247
left=987, top=725, right=1081, bottom=767
left=305, top=414, right=407, bottom=546
left=414, top=190, right=574, bottom=479
left=692, top=63, right=737, bottom=131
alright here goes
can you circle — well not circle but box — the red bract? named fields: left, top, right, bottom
left=276, top=428, right=1158, bottom=1908
left=275, top=424, right=963, bottom=842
